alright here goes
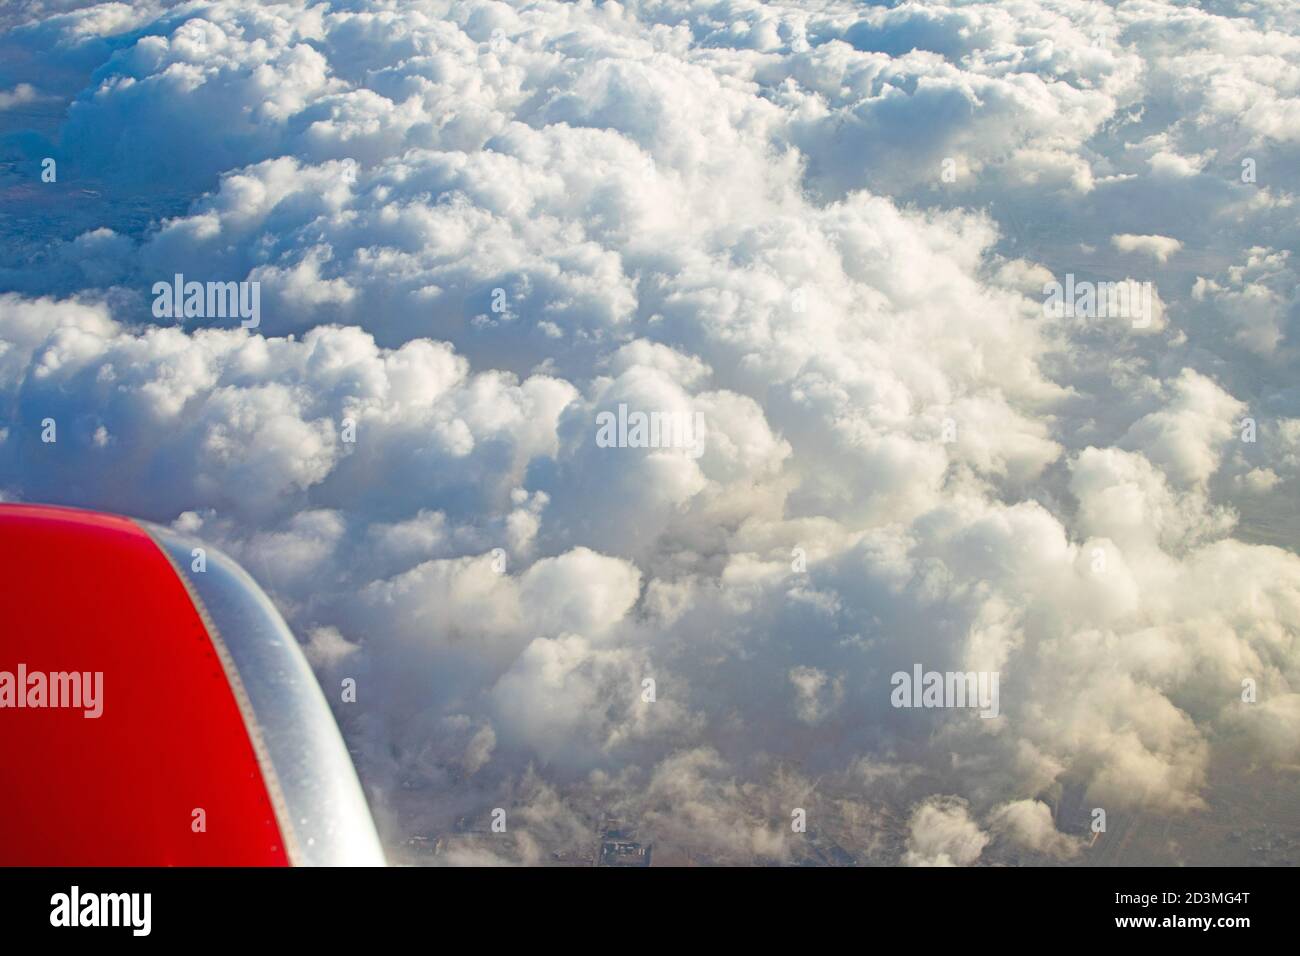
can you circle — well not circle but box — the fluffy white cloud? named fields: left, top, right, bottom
left=1111, top=233, right=1183, bottom=263
left=989, top=799, right=1081, bottom=859
left=903, top=796, right=989, bottom=867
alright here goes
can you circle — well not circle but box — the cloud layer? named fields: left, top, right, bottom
left=2, top=0, right=1299, bottom=865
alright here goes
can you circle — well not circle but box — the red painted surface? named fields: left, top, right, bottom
left=0, top=504, right=290, bottom=865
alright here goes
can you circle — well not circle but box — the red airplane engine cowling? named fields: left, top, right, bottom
left=0, top=503, right=385, bottom=866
